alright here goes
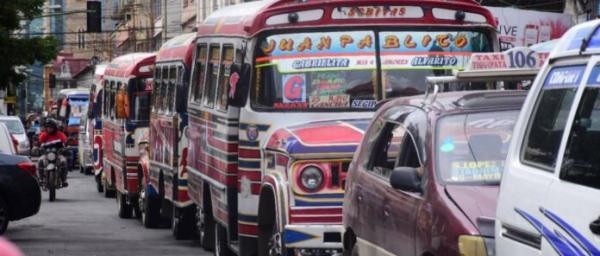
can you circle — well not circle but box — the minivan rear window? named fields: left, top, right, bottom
left=437, top=110, right=518, bottom=184
left=560, top=65, right=600, bottom=189
left=522, top=65, right=585, bottom=170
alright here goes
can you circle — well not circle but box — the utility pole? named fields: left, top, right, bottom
left=149, top=0, right=155, bottom=51
left=162, top=0, right=167, bottom=44
left=132, top=2, right=137, bottom=52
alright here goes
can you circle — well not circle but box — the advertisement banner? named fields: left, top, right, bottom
left=487, top=7, right=573, bottom=51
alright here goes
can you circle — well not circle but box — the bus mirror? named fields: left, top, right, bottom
left=228, top=63, right=251, bottom=108
left=115, top=89, right=129, bottom=119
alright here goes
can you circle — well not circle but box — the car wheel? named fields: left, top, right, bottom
left=0, top=197, right=9, bottom=235
left=197, top=205, right=215, bottom=251
left=214, top=223, right=232, bottom=256
left=117, top=191, right=133, bottom=218
left=172, top=206, right=195, bottom=240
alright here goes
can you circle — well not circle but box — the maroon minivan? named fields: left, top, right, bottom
left=343, top=90, right=526, bottom=256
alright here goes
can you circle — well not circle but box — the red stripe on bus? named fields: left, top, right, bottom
left=238, top=223, right=258, bottom=235
left=289, top=216, right=342, bottom=224
left=239, top=148, right=260, bottom=158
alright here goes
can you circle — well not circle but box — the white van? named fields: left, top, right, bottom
left=496, top=20, right=600, bottom=255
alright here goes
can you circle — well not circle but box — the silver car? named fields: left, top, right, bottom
left=0, top=116, right=29, bottom=155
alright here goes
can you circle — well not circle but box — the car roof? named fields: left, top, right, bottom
left=0, top=116, right=21, bottom=121
left=384, top=90, right=528, bottom=116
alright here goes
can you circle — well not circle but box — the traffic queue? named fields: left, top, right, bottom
left=71, top=0, right=600, bottom=256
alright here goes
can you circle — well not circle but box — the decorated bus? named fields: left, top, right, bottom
left=102, top=53, right=154, bottom=218
left=185, top=0, right=497, bottom=255
left=87, top=64, right=108, bottom=193
left=139, top=33, right=197, bottom=238
left=56, top=88, right=90, bottom=170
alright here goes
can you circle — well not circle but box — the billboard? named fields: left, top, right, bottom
left=487, top=7, right=574, bottom=51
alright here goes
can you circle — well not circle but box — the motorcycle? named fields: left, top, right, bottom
left=39, top=148, right=66, bottom=201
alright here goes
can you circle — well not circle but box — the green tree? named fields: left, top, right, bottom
left=0, top=0, right=59, bottom=89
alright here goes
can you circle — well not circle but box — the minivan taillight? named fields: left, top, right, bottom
left=16, top=162, right=37, bottom=177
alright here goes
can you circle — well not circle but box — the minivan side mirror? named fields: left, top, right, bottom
left=228, top=63, right=251, bottom=108
left=389, top=167, right=422, bottom=193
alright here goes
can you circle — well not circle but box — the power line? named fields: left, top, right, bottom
left=13, top=26, right=162, bottom=36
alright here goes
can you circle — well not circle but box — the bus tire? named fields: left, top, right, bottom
left=258, top=189, right=293, bottom=256
left=215, top=223, right=232, bottom=256
left=172, top=205, right=195, bottom=240
left=197, top=185, right=215, bottom=251
left=96, top=174, right=104, bottom=193
left=117, top=191, right=132, bottom=219
left=142, top=186, right=161, bottom=228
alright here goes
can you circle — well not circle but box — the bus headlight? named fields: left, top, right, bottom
left=300, top=166, right=323, bottom=191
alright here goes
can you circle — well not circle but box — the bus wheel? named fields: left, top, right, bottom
left=117, top=191, right=133, bottom=218
left=141, top=186, right=161, bottom=228
left=196, top=204, right=215, bottom=250
left=214, top=223, right=232, bottom=256
left=172, top=205, right=195, bottom=240
left=95, top=174, right=104, bottom=193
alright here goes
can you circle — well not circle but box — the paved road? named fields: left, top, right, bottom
left=5, top=170, right=210, bottom=256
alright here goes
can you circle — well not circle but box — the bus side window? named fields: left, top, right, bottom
left=203, top=44, right=221, bottom=108
left=154, top=67, right=162, bottom=112
left=176, top=65, right=185, bottom=113
left=161, top=66, right=169, bottom=112
left=216, top=45, right=234, bottom=111
left=113, top=82, right=121, bottom=120
left=103, top=81, right=108, bottom=118
left=168, top=66, right=176, bottom=113
left=191, top=44, right=208, bottom=104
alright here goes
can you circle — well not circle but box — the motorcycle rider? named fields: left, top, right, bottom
left=38, top=119, right=68, bottom=187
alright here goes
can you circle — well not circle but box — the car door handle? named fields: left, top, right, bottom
left=590, top=216, right=600, bottom=235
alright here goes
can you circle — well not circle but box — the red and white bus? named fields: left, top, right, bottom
left=102, top=53, right=155, bottom=218
left=139, top=33, right=197, bottom=239
left=186, top=1, right=497, bottom=255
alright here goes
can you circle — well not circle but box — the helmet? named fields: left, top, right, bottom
left=45, top=119, right=58, bottom=130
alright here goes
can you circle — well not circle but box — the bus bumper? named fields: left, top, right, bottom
left=284, top=224, right=343, bottom=251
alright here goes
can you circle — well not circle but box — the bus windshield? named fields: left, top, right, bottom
left=253, top=29, right=492, bottom=111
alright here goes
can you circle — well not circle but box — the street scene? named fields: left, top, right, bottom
left=1, top=0, right=600, bottom=256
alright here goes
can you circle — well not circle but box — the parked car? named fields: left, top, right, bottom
left=0, top=123, right=17, bottom=155
left=343, top=90, right=526, bottom=256
left=0, top=116, right=29, bottom=155
left=0, top=123, right=41, bottom=234
left=496, top=19, right=600, bottom=255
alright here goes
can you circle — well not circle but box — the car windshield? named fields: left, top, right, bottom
left=0, top=119, right=25, bottom=134
left=253, top=29, right=492, bottom=111
left=436, top=110, right=519, bottom=185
